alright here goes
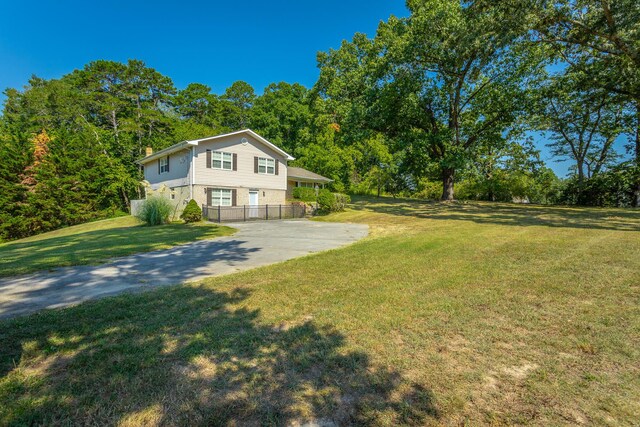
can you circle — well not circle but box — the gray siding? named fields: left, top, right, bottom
left=143, top=149, right=191, bottom=189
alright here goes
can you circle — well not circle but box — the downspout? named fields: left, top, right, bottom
left=190, top=146, right=195, bottom=200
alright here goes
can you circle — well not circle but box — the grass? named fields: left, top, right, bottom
left=0, top=216, right=235, bottom=276
left=1, top=197, right=639, bottom=425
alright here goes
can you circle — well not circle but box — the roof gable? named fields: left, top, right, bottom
left=137, top=129, right=294, bottom=164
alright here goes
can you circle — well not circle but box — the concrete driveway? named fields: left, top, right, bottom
left=0, top=220, right=368, bottom=320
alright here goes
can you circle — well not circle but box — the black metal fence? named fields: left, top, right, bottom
left=202, top=204, right=307, bottom=223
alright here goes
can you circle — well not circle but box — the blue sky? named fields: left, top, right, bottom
left=0, top=0, right=630, bottom=176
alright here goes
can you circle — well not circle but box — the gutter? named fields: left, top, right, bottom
left=190, top=147, right=195, bottom=200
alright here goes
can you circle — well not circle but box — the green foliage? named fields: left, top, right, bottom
left=292, top=187, right=317, bottom=202
left=180, top=199, right=202, bottom=223
left=315, top=0, right=546, bottom=200
left=136, top=196, right=173, bottom=225
left=559, top=163, right=638, bottom=207
left=317, top=190, right=351, bottom=212
left=3, top=0, right=640, bottom=243
left=414, top=179, right=444, bottom=200
left=333, top=193, right=351, bottom=211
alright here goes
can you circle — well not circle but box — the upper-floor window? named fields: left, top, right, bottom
left=212, top=151, right=233, bottom=170
left=258, top=157, right=275, bottom=175
left=159, top=156, right=169, bottom=173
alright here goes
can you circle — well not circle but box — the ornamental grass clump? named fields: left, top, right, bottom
left=136, top=196, right=173, bottom=225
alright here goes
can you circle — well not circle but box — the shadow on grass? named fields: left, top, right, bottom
left=0, top=223, right=231, bottom=277
left=351, top=196, right=640, bottom=232
left=0, top=238, right=259, bottom=320
left=0, top=286, right=438, bottom=425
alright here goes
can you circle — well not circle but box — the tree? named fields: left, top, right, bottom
left=539, top=72, right=624, bottom=192
left=316, top=0, right=545, bottom=200
left=221, top=80, right=255, bottom=130
left=173, top=83, right=225, bottom=130
left=250, top=82, right=312, bottom=153
left=532, top=0, right=640, bottom=205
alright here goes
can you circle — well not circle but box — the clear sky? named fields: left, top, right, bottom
left=0, top=0, right=408, bottom=95
left=0, top=0, right=630, bottom=177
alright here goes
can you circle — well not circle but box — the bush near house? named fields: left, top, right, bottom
left=136, top=196, right=173, bottom=225
left=180, top=199, right=202, bottom=223
left=292, top=187, right=317, bottom=202
left=317, top=189, right=351, bottom=212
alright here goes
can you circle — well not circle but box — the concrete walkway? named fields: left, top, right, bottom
left=0, top=220, right=368, bottom=319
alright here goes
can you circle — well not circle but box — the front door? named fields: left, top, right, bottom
left=249, top=191, right=259, bottom=217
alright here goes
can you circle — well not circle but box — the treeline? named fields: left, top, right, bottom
left=1, top=0, right=639, bottom=241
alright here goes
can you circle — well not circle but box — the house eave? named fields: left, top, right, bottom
left=135, top=129, right=295, bottom=165
left=135, top=141, right=196, bottom=165
left=186, top=129, right=295, bottom=161
left=288, top=176, right=333, bottom=183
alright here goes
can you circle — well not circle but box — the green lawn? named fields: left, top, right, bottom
left=0, top=216, right=235, bottom=276
left=1, top=198, right=639, bottom=425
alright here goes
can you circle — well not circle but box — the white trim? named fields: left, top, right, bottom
left=210, top=188, right=232, bottom=206
left=159, top=156, right=169, bottom=173
left=186, top=129, right=294, bottom=161
left=137, top=129, right=294, bottom=165
left=212, top=150, right=233, bottom=170
left=190, top=147, right=195, bottom=200
left=136, top=141, right=197, bottom=164
left=257, top=157, right=275, bottom=175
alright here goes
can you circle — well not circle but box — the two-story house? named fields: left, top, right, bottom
left=136, top=129, right=331, bottom=214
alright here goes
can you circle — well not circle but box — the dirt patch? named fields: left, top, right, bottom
left=502, top=362, right=539, bottom=380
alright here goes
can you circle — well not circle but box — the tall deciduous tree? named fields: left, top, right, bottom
left=251, top=82, right=312, bottom=153
left=532, top=0, right=640, bottom=204
left=539, top=72, right=624, bottom=189
left=317, top=0, right=545, bottom=200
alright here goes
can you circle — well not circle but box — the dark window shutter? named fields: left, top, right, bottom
left=254, top=156, right=259, bottom=173
left=232, top=153, right=238, bottom=171
left=275, top=160, right=279, bottom=175
left=206, top=188, right=212, bottom=206
left=206, top=150, right=211, bottom=168
left=166, top=156, right=169, bottom=173
left=231, top=189, right=237, bottom=206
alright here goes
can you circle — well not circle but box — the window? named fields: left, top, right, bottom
left=159, top=156, right=169, bottom=173
left=211, top=188, right=232, bottom=206
left=298, top=182, right=314, bottom=188
left=258, top=157, right=275, bottom=174
left=212, top=151, right=233, bottom=170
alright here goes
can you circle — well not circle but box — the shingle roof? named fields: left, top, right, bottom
left=136, top=129, right=294, bottom=164
left=287, top=166, right=332, bottom=182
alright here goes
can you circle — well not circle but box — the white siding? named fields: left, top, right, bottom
left=194, top=134, right=287, bottom=190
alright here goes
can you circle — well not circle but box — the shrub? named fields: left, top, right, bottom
left=333, top=193, right=351, bottom=211
left=292, top=186, right=317, bottom=202
left=180, top=199, right=202, bottom=223
left=317, top=190, right=351, bottom=212
left=317, top=189, right=334, bottom=212
left=136, top=196, right=173, bottom=225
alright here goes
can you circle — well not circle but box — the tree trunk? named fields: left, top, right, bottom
left=441, top=167, right=455, bottom=201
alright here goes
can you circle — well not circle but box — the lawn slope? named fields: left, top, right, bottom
left=1, top=198, right=639, bottom=425
left=0, top=216, right=235, bottom=276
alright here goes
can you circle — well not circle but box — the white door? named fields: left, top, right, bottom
left=249, top=191, right=259, bottom=217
